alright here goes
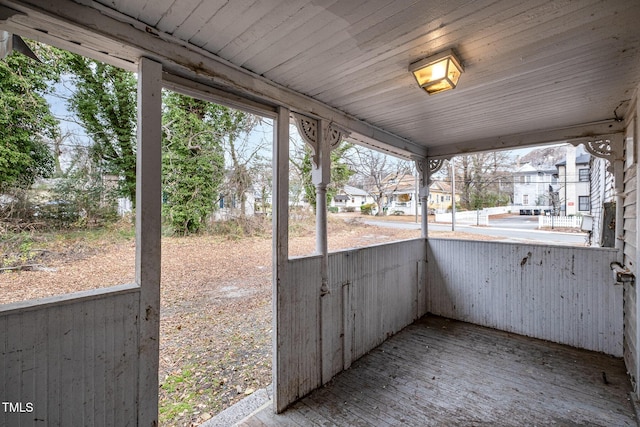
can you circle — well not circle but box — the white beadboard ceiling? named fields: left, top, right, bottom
left=2, top=0, right=640, bottom=157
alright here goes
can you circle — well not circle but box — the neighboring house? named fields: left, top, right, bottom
left=427, top=180, right=458, bottom=213
left=385, top=175, right=417, bottom=215
left=331, top=185, right=373, bottom=211
left=385, top=176, right=459, bottom=215
left=512, top=164, right=557, bottom=213
left=554, top=149, right=591, bottom=216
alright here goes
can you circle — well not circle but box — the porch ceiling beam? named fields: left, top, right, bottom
left=0, top=0, right=426, bottom=159
left=426, top=120, right=626, bottom=159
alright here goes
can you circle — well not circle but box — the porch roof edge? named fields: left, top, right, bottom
left=427, top=120, right=625, bottom=158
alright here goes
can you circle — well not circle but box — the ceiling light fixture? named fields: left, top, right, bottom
left=409, top=49, right=463, bottom=95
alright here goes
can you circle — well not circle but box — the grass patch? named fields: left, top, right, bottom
left=160, top=365, right=198, bottom=423
left=159, top=363, right=225, bottom=425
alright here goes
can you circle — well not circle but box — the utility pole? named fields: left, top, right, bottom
left=451, top=157, right=456, bottom=232
left=414, top=167, right=419, bottom=223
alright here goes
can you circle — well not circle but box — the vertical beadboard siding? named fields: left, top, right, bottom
left=625, top=283, right=637, bottom=389
left=427, top=239, right=622, bottom=356
left=282, top=239, right=426, bottom=408
left=624, top=166, right=637, bottom=272
left=328, top=239, right=426, bottom=368
left=0, top=286, right=139, bottom=427
left=623, top=150, right=638, bottom=387
left=279, top=255, right=322, bottom=405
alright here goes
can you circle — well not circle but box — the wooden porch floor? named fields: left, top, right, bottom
left=240, top=316, right=636, bottom=426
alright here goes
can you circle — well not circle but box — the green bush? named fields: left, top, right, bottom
left=328, top=206, right=339, bottom=213
left=360, top=203, right=376, bottom=215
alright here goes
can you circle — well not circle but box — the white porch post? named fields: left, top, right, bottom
left=272, top=106, right=289, bottom=413
left=313, top=120, right=331, bottom=295
left=419, top=158, right=445, bottom=238
left=135, top=57, right=163, bottom=426
left=417, top=158, right=430, bottom=238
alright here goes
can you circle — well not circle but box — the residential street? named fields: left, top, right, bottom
left=359, top=215, right=588, bottom=246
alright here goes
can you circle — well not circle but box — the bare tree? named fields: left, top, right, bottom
left=223, top=114, right=266, bottom=217
left=450, top=151, right=513, bottom=210
left=351, top=147, right=412, bottom=216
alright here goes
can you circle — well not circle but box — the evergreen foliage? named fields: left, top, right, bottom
left=61, top=54, right=137, bottom=203
left=161, top=92, right=226, bottom=235
left=0, top=42, right=59, bottom=190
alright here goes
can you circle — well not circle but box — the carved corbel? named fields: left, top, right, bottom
left=324, top=121, right=349, bottom=151
left=416, top=157, right=448, bottom=185
left=570, top=134, right=624, bottom=193
left=571, top=134, right=623, bottom=162
left=293, top=112, right=319, bottom=166
left=293, top=113, right=349, bottom=169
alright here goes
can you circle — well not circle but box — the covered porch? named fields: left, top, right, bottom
left=1, top=1, right=640, bottom=426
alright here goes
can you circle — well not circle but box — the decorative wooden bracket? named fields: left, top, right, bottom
left=570, top=134, right=623, bottom=161
left=293, top=112, right=348, bottom=168
left=415, top=157, right=447, bottom=187
left=570, top=134, right=624, bottom=192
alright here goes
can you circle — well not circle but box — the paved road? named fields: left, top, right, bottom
left=488, top=215, right=540, bottom=230
left=361, top=216, right=588, bottom=246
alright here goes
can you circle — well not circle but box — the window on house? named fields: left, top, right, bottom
left=579, top=168, right=589, bottom=182
left=520, top=176, right=525, bottom=183
left=579, top=196, right=590, bottom=211
left=526, top=175, right=531, bottom=184
left=523, top=195, right=529, bottom=205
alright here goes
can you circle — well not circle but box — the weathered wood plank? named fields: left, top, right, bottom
left=231, top=0, right=338, bottom=69
left=278, top=239, right=425, bottom=410
left=136, top=56, right=163, bottom=427
left=0, top=289, right=140, bottom=426
left=166, top=0, right=227, bottom=41
left=245, top=316, right=635, bottom=426
left=427, top=239, right=622, bottom=356
left=83, top=299, right=96, bottom=427
left=71, top=300, right=86, bottom=426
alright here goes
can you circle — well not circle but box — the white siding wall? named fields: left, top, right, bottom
left=589, top=156, right=615, bottom=246
left=624, top=106, right=638, bottom=393
left=427, top=239, right=622, bottom=356
left=279, top=239, right=427, bottom=408
left=0, top=285, right=140, bottom=427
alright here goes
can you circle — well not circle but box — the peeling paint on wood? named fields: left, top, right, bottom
left=427, top=239, right=622, bottom=356
left=0, top=287, right=140, bottom=426
left=277, top=238, right=426, bottom=411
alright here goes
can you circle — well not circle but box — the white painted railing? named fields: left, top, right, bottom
left=427, top=239, right=621, bottom=356
left=538, top=215, right=583, bottom=228
left=435, top=210, right=489, bottom=225
left=0, top=284, right=140, bottom=426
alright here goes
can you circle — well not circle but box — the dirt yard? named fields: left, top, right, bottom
left=0, top=215, right=486, bottom=426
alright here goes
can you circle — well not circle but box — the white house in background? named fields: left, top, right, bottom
left=331, top=185, right=373, bottom=211
left=555, top=148, right=591, bottom=216
left=512, top=163, right=557, bottom=213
